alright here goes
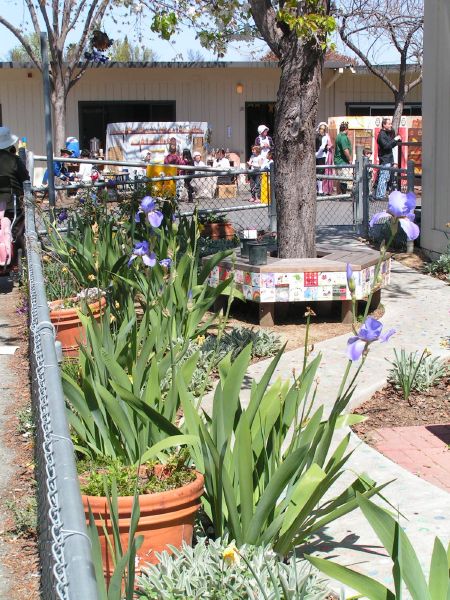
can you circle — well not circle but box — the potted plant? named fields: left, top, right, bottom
left=43, top=255, right=106, bottom=356
left=62, top=308, right=205, bottom=579
left=79, top=454, right=204, bottom=580
left=198, top=212, right=235, bottom=240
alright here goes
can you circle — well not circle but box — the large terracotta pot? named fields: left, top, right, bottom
left=202, top=222, right=235, bottom=240
left=82, top=470, right=204, bottom=578
left=49, top=296, right=106, bottom=357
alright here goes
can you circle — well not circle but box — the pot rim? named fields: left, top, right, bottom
left=49, top=295, right=106, bottom=314
left=81, top=469, right=204, bottom=510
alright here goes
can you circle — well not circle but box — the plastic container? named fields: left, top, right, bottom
left=248, top=241, right=268, bottom=265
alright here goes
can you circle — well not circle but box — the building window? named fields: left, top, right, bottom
left=346, top=102, right=422, bottom=117
left=78, top=101, right=176, bottom=151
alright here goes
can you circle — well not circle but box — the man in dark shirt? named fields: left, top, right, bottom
left=376, top=117, right=401, bottom=199
left=0, top=126, right=29, bottom=265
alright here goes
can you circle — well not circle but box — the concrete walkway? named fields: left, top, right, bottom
left=206, top=257, right=450, bottom=591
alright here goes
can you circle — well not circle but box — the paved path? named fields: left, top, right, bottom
left=372, top=425, right=450, bottom=493
left=204, top=253, right=450, bottom=593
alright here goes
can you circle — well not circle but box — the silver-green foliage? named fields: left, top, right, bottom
left=160, top=328, right=282, bottom=397
left=203, top=326, right=282, bottom=361
left=307, top=494, right=450, bottom=600
left=388, top=349, right=447, bottom=400
left=137, top=537, right=329, bottom=600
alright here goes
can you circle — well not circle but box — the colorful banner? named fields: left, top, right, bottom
left=105, top=122, right=209, bottom=164
left=328, top=116, right=422, bottom=173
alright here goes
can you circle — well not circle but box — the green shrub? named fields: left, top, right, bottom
left=137, top=537, right=329, bottom=600
left=6, top=495, right=37, bottom=538
left=422, top=252, right=450, bottom=280
left=388, top=349, right=447, bottom=402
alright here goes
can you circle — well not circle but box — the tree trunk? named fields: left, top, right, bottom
left=392, top=95, right=404, bottom=133
left=274, top=40, right=323, bottom=259
left=51, top=77, right=67, bottom=153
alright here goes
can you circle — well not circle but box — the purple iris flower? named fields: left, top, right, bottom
left=127, top=241, right=157, bottom=267
left=347, top=317, right=396, bottom=361
left=135, top=196, right=163, bottom=228
left=346, top=263, right=356, bottom=293
left=369, top=190, right=419, bottom=240
left=58, top=209, right=68, bottom=223
left=78, top=197, right=86, bottom=205
left=159, top=258, right=172, bottom=268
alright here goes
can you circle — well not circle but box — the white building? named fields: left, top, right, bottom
left=0, top=60, right=421, bottom=160
left=422, top=0, right=449, bottom=257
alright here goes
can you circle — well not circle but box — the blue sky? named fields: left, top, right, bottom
left=0, top=2, right=398, bottom=63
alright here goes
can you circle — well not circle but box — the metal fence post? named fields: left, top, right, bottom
left=407, top=160, right=415, bottom=193
left=40, top=33, right=56, bottom=214
left=354, top=147, right=370, bottom=237
left=269, top=161, right=277, bottom=234
left=25, top=182, right=99, bottom=600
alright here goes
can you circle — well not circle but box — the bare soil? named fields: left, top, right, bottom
left=0, top=281, right=39, bottom=599
left=222, top=299, right=385, bottom=352
left=352, top=372, right=450, bottom=447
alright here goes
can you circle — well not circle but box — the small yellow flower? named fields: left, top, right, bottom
left=61, top=266, right=68, bottom=274
left=223, top=544, right=240, bottom=565
left=87, top=274, right=96, bottom=281
left=110, top=314, right=116, bottom=323
left=114, top=301, right=120, bottom=309
left=42, top=254, right=50, bottom=263
left=424, top=347, right=432, bottom=356
left=69, top=248, right=77, bottom=255
left=196, top=334, right=205, bottom=346
left=92, top=222, right=99, bottom=235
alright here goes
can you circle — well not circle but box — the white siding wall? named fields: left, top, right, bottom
left=0, top=63, right=422, bottom=161
left=422, top=0, right=450, bottom=256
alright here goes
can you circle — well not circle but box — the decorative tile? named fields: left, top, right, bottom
left=261, top=272, right=275, bottom=288
left=260, top=287, right=276, bottom=302
left=251, top=272, right=261, bottom=287
left=275, top=287, right=290, bottom=301
left=332, top=285, right=348, bottom=300
left=304, top=287, right=319, bottom=300
left=304, top=272, right=319, bottom=287
left=242, top=285, right=253, bottom=300
left=243, top=271, right=253, bottom=286
left=318, top=286, right=333, bottom=300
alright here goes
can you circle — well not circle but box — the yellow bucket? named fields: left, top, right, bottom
left=260, top=172, right=270, bottom=204
left=146, top=164, right=177, bottom=197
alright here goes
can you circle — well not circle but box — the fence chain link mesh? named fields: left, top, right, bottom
left=28, top=232, right=70, bottom=600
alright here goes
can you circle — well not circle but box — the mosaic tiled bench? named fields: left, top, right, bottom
left=204, top=244, right=391, bottom=326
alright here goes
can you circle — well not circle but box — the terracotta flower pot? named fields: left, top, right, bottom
left=82, top=470, right=204, bottom=579
left=49, top=296, right=106, bottom=357
left=202, top=222, right=235, bottom=240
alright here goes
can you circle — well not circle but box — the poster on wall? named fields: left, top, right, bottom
left=328, top=116, right=422, bottom=173
left=105, top=122, right=210, bottom=164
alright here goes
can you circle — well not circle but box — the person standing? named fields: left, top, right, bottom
left=254, top=125, right=274, bottom=158
left=247, top=145, right=264, bottom=202
left=181, top=149, right=195, bottom=203
left=315, top=122, right=329, bottom=195
left=213, top=148, right=230, bottom=169
left=376, top=118, right=401, bottom=199
left=164, top=138, right=183, bottom=165
left=193, top=151, right=205, bottom=169
left=334, top=122, right=353, bottom=195
left=0, top=126, right=29, bottom=264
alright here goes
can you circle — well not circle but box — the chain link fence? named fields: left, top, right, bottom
left=25, top=182, right=99, bottom=600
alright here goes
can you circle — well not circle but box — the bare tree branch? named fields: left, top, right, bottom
left=249, top=0, right=284, bottom=56
left=0, top=15, right=42, bottom=70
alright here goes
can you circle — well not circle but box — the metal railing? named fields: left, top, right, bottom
left=25, top=180, right=99, bottom=600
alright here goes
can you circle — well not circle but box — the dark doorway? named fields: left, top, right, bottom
left=78, top=101, right=176, bottom=151
left=245, top=102, right=275, bottom=160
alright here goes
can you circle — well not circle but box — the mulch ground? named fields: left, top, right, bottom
left=351, top=372, right=450, bottom=491
left=0, top=284, right=40, bottom=599
left=352, top=373, right=450, bottom=446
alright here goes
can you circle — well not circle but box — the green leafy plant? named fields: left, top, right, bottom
left=198, top=211, right=229, bottom=224
left=137, top=537, right=330, bottom=599
left=177, top=344, right=385, bottom=554
left=422, top=252, right=450, bottom=281
left=387, top=349, right=447, bottom=403
left=87, top=481, right=143, bottom=599
left=6, top=495, right=37, bottom=538
left=79, top=452, right=195, bottom=497
left=307, top=494, right=450, bottom=600
left=42, top=254, right=81, bottom=301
